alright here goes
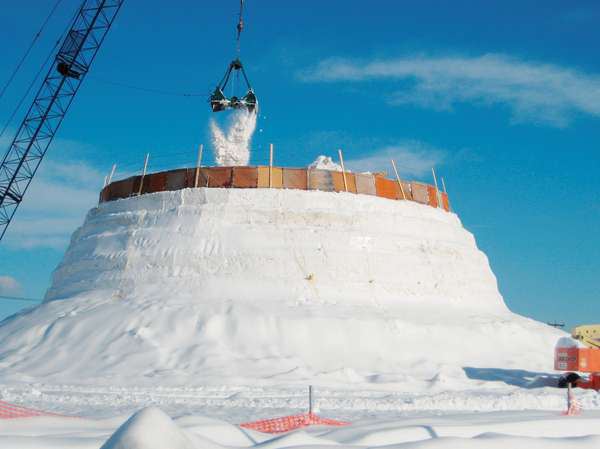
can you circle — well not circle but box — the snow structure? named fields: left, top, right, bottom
left=0, top=186, right=562, bottom=387
left=210, top=110, right=256, bottom=166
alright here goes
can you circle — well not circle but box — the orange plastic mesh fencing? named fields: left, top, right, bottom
left=0, top=401, right=66, bottom=419
left=355, top=173, right=376, bottom=195
left=375, top=176, right=400, bottom=200
left=427, top=185, right=439, bottom=208
left=283, top=168, right=308, bottom=190
left=309, top=169, right=334, bottom=191
left=411, top=182, right=429, bottom=205
left=207, top=167, right=233, bottom=188
left=233, top=167, right=259, bottom=188
left=240, top=413, right=349, bottom=434
left=258, top=166, right=283, bottom=188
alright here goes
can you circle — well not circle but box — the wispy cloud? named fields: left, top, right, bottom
left=0, top=129, right=104, bottom=250
left=345, top=140, right=444, bottom=177
left=0, top=276, right=21, bottom=295
left=300, top=53, right=600, bottom=126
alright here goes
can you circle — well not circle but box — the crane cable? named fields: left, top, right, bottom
left=0, top=0, right=64, bottom=103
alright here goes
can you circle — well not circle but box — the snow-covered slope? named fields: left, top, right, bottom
left=0, top=188, right=561, bottom=386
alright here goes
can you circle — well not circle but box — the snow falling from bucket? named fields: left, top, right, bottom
left=210, top=110, right=256, bottom=166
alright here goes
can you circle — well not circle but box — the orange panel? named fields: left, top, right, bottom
left=555, top=347, right=600, bottom=373
left=144, top=172, right=167, bottom=194
left=441, top=192, right=450, bottom=211
left=257, top=166, right=283, bottom=188
left=375, top=176, right=400, bottom=200
left=427, top=185, right=439, bottom=208
left=355, top=173, right=376, bottom=195
left=283, top=168, right=308, bottom=189
left=345, top=172, right=357, bottom=193
left=411, top=182, right=429, bottom=204
left=308, top=169, right=334, bottom=191
left=206, top=167, right=233, bottom=187
left=233, top=167, right=258, bottom=188
left=331, top=171, right=346, bottom=192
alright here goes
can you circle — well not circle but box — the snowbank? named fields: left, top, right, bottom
left=0, top=188, right=562, bottom=386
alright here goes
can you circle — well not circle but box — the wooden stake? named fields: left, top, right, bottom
left=103, top=175, right=108, bottom=188
left=269, top=143, right=274, bottom=188
left=338, top=149, right=348, bottom=192
left=308, top=385, right=313, bottom=415
left=391, top=159, right=407, bottom=200
left=194, top=144, right=203, bottom=188
left=107, top=164, right=117, bottom=185
left=138, top=153, right=149, bottom=195
left=441, top=177, right=447, bottom=194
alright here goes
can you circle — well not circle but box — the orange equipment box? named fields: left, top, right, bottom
left=555, top=346, right=600, bottom=373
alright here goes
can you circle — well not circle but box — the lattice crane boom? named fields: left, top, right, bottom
left=0, top=0, right=124, bottom=242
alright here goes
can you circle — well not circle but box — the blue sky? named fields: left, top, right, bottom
left=0, top=0, right=598, bottom=328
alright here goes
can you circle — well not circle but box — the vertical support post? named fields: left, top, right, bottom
left=431, top=167, right=440, bottom=208
left=391, top=159, right=407, bottom=200
left=338, top=149, right=348, bottom=192
left=269, top=143, right=274, bottom=188
left=308, top=385, right=313, bottom=415
left=107, top=164, right=117, bottom=185
left=441, top=177, right=447, bottom=194
left=103, top=175, right=108, bottom=188
left=194, top=144, right=203, bottom=188
left=138, top=153, right=149, bottom=196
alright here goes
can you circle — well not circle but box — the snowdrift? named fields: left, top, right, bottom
left=0, top=188, right=561, bottom=386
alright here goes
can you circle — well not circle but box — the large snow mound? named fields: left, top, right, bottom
left=0, top=188, right=561, bottom=386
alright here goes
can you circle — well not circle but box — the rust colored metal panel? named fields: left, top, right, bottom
left=257, top=166, right=283, bottom=188
left=165, top=169, right=187, bottom=191
left=375, top=176, right=400, bottom=200
left=411, top=182, right=429, bottom=204
left=283, top=168, right=308, bottom=190
left=331, top=171, right=346, bottom=192
left=427, top=185, right=439, bottom=208
left=206, top=167, right=233, bottom=187
left=110, top=177, right=135, bottom=200
left=355, top=173, right=376, bottom=195
left=441, top=192, right=450, bottom=211
left=144, top=172, right=167, bottom=194
left=345, top=173, right=357, bottom=193
left=233, top=167, right=258, bottom=188
left=400, top=182, right=413, bottom=201
left=308, top=169, right=334, bottom=191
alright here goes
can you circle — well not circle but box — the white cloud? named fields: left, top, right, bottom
left=345, top=141, right=444, bottom=178
left=300, top=54, right=600, bottom=126
left=0, top=276, right=21, bottom=295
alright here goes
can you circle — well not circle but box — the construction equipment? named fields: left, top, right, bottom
left=210, top=0, right=258, bottom=113
left=555, top=324, right=600, bottom=389
left=0, top=0, right=124, bottom=242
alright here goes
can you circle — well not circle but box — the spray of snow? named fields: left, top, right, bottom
left=210, top=110, right=256, bottom=166
left=309, top=155, right=342, bottom=171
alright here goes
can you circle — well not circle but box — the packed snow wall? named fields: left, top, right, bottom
left=0, top=186, right=560, bottom=386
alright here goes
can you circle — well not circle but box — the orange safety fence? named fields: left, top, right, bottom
left=0, top=400, right=65, bottom=419
left=240, top=412, right=349, bottom=434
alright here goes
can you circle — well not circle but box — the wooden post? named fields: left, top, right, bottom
left=138, top=153, right=149, bottom=195
left=269, top=143, right=274, bottom=188
left=338, top=149, right=348, bottom=192
left=431, top=167, right=440, bottom=208
left=308, top=385, right=313, bottom=415
left=107, top=164, right=117, bottom=185
left=391, top=159, right=407, bottom=200
left=103, top=175, right=108, bottom=188
left=441, top=177, right=447, bottom=194
left=194, top=144, right=203, bottom=188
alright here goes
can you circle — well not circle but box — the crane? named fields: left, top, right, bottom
left=0, top=0, right=124, bottom=242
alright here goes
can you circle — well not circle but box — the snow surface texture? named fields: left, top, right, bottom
left=3, top=406, right=600, bottom=449
left=0, top=188, right=562, bottom=386
left=210, top=110, right=256, bottom=166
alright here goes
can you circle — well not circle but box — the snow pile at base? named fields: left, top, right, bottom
left=0, top=188, right=562, bottom=386
left=309, top=155, right=342, bottom=171
left=100, top=407, right=198, bottom=449
left=210, top=110, right=256, bottom=166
